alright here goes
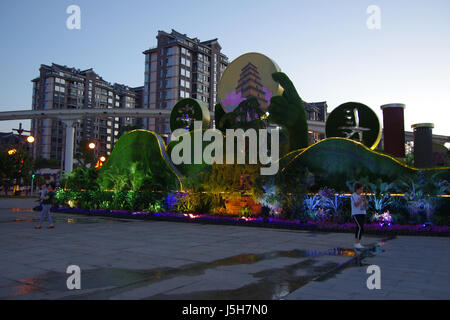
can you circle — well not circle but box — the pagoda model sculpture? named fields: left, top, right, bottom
left=235, top=62, right=268, bottom=110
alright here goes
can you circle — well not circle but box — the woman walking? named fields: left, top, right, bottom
left=35, top=183, right=56, bottom=229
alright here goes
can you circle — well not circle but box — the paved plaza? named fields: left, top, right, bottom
left=0, top=198, right=449, bottom=300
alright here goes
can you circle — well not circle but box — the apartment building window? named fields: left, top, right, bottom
left=180, top=79, right=190, bottom=88
left=180, top=68, right=190, bottom=78
left=181, top=57, right=191, bottom=67
left=55, top=78, right=65, bottom=85
left=197, top=74, right=207, bottom=83
left=181, top=47, right=191, bottom=57
left=55, top=85, right=65, bottom=93
left=180, top=90, right=185, bottom=98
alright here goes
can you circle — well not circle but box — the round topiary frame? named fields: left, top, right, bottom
left=170, top=98, right=211, bottom=133
left=325, top=102, right=381, bottom=150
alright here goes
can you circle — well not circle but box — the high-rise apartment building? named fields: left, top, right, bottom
left=142, top=29, right=229, bottom=135
left=31, top=63, right=140, bottom=163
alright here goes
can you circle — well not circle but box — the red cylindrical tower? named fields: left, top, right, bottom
left=381, top=103, right=405, bottom=157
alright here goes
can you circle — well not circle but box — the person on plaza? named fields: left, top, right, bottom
left=35, top=183, right=56, bottom=229
left=351, top=182, right=367, bottom=249
left=39, top=184, right=48, bottom=202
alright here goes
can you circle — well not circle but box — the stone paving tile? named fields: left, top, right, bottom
left=108, top=277, right=203, bottom=300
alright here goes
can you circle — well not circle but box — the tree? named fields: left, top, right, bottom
left=0, top=147, right=33, bottom=194
left=74, top=139, right=96, bottom=168
left=60, top=167, right=99, bottom=191
left=98, top=162, right=156, bottom=192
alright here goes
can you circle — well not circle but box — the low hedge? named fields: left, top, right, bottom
left=33, top=205, right=450, bottom=237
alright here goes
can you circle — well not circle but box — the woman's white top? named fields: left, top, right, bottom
left=351, top=192, right=366, bottom=216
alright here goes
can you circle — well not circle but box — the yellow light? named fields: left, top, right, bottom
left=88, top=142, right=96, bottom=149
left=26, top=136, right=35, bottom=143
left=99, top=156, right=106, bottom=162
left=8, top=149, right=17, bottom=155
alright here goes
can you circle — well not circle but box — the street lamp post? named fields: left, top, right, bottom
left=11, top=123, right=34, bottom=195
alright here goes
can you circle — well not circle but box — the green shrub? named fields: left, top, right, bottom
left=148, top=200, right=163, bottom=213
left=240, top=206, right=252, bottom=218
left=55, top=189, right=77, bottom=207
left=61, top=167, right=99, bottom=191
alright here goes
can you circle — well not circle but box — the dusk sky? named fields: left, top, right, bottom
left=0, top=0, right=449, bottom=137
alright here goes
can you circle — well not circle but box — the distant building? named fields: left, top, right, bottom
left=31, top=63, right=141, bottom=162
left=0, top=132, right=19, bottom=150
left=142, top=29, right=229, bottom=135
left=304, top=101, right=328, bottom=143
left=0, top=132, right=33, bottom=153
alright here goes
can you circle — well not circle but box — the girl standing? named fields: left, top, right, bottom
left=351, top=182, right=367, bottom=249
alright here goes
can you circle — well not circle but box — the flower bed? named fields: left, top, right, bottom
left=33, top=205, right=450, bottom=237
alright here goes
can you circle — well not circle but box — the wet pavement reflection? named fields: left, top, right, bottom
left=4, top=216, right=131, bottom=224
left=6, top=238, right=393, bottom=300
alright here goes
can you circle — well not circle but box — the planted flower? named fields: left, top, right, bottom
left=372, top=211, right=393, bottom=227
